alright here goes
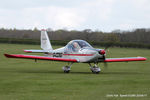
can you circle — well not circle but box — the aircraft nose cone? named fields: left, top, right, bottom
left=99, top=49, right=105, bottom=55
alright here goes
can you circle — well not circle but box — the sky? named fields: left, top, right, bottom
left=0, top=0, right=150, bottom=32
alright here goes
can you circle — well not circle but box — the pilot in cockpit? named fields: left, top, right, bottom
left=73, top=42, right=80, bottom=52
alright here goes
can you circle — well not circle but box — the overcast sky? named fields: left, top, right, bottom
left=0, top=0, right=150, bottom=32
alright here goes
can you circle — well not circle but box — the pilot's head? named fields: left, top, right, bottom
left=73, top=42, right=79, bottom=48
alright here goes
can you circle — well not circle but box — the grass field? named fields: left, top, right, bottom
left=0, top=43, right=150, bottom=100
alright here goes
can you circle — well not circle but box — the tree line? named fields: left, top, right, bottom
left=0, top=28, right=150, bottom=48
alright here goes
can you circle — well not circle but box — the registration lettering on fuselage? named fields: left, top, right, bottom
left=53, top=53, right=63, bottom=57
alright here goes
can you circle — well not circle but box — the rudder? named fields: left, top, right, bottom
left=41, top=29, right=53, bottom=52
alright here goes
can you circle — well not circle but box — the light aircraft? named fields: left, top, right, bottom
left=4, top=29, right=147, bottom=74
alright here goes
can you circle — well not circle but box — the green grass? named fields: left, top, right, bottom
left=0, top=43, right=150, bottom=100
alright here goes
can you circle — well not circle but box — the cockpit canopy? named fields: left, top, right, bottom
left=65, top=40, right=93, bottom=52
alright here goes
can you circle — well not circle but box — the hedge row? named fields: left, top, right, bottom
left=0, top=38, right=68, bottom=45
left=90, top=41, right=150, bottom=49
left=0, top=38, right=150, bottom=49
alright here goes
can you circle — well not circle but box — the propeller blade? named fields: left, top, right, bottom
left=102, top=52, right=108, bottom=69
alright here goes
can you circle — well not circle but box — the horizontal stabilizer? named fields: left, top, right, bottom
left=24, top=50, right=45, bottom=53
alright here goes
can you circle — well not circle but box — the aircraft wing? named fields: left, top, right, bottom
left=104, top=57, right=146, bottom=62
left=4, top=54, right=78, bottom=62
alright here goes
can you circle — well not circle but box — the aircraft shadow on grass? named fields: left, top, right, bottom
left=17, top=69, right=92, bottom=74
left=18, top=69, right=145, bottom=75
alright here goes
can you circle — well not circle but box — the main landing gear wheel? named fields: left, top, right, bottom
left=90, top=66, right=101, bottom=74
left=62, top=66, right=71, bottom=73
left=89, top=63, right=101, bottom=74
left=62, top=63, right=73, bottom=74
left=62, top=63, right=73, bottom=73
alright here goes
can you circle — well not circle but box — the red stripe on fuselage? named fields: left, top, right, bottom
left=63, top=54, right=94, bottom=56
left=47, top=53, right=94, bottom=56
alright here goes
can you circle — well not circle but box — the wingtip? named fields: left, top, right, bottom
left=24, top=50, right=32, bottom=53
left=4, top=54, right=19, bottom=58
left=4, top=54, right=10, bottom=58
left=144, top=57, right=147, bottom=61
left=138, top=57, right=147, bottom=61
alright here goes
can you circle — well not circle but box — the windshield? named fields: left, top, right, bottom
left=76, top=40, right=92, bottom=48
left=65, top=40, right=93, bottom=52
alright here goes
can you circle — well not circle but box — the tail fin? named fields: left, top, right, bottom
left=41, top=29, right=53, bottom=51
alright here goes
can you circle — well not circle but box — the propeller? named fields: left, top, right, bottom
left=99, top=43, right=113, bottom=69
left=100, top=48, right=111, bottom=69
left=103, top=43, right=113, bottom=69
left=103, top=53, right=108, bottom=69
left=99, top=49, right=107, bottom=68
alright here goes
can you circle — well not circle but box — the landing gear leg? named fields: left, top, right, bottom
left=89, top=63, right=101, bottom=74
left=62, top=63, right=73, bottom=73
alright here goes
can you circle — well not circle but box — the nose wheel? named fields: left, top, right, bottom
left=89, top=63, right=101, bottom=74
